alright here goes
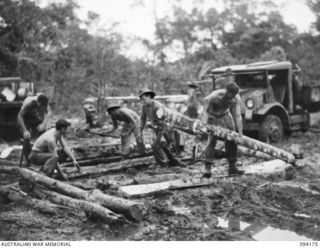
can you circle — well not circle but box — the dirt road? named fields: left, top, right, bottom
left=1, top=130, right=320, bottom=241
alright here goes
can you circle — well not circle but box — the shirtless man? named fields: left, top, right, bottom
left=29, top=119, right=80, bottom=180
left=105, top=105, right=145, bottom=156
left=17, top=93, right=52, bottom=164
left=202, top=78, right=244, bottom=178
left=139, top=89, right=185, bottom=167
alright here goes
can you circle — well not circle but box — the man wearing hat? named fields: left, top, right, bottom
left=202, top=78, right=244, bottom=178
left=139, top=89, right=185, bottom=167
left=17, top=93, right=52, bottom=166
left=29, top=119, right=80, bottom=180
left=105, top=104, right=145, bottom=156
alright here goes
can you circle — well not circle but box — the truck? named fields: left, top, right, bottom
left=0, top=77, right=35, bottom=140
left=206, top=60, right=320, bottom=143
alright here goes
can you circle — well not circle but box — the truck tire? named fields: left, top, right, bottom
left=258, top=115, right=284, bottom=143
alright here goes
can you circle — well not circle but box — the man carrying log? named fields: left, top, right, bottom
left=28, top=119, right=80, bottom=180
left=105, top=104, right=146, bottom=157
left=202, top=69, right=244, bottom=178
left=17, top=93, right=52, bottom=166
left=139, top=89, right=185, bottom=167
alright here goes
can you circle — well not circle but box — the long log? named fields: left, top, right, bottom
left=238, top=146, right=273, bottom=160
left=118, top=159, right=290, bottom=198
left=155, top=106, right=295, bottom=164
left=18, top=168, right=145, bottom=221
left=0, top=185, right=71, bottom=214
left=65, top=156, right=155, bottom=179
left=0, top=159, right=24, bottom=167
left=60, top=151, right=153, bottom=168
left=33, top=187, right=124, bottom=223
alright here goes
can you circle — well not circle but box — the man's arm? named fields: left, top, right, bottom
left=17, top=102, right=35, bottom=139
left=59, top=136, right=80, bottom=171
left=140, top=106, right=147, bottom=132
left=122, top=115, right=136, bottom=138
left=234, top=94, right=243, bottom=136
left=108, top=115, right=118, bottom=133
left=38, top=105, right=52, bottom=131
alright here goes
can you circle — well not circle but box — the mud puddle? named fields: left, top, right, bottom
left=217, top=216, right=312, bottom=241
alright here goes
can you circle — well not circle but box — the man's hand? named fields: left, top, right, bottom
left=73, top=160, right=81, bottom=172
left=23, top=130, right=31, bottom=140
left=37, top=123, right=46, bottom=132
left=121, top=132, right=129, bottom=139
left=238, top=130, right=243, bottom=139
left=61, top=173, right=69, bottom=181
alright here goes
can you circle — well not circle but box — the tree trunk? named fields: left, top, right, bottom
left=118, top=159, right=290, bottom=198
left=238, top=146, right=273, bottom=160
left=18, top=168, right=145, bottom=221
left=65, top=156, right=155, bottom=179
left=156, top=107, right=295, bottom=164
left=0, top=165, right=19, bottom=174
left=0, top=185, right=70, bottom=214
left=0, top=159, right=22, bottom=167
left=60, top=151, right=153, bottom=168
left=33, top=187, right=124, bottom=223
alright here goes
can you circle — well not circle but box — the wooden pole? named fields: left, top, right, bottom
left=155, top=106, right=296, bottom=164
left=18, top=168, right=145, bottom=221
left=33, top=187, right=124, bottom=223
left=65, top=156, right=155, bottom=179
left=60, top=151, right=153, bottom=168
left=0, top=185, right=71, bottom=214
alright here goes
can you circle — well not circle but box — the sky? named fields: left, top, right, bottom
left=40, top=0, right=317, bottom=60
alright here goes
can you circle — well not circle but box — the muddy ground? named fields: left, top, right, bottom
left=1, top=127, right=320, bottom=241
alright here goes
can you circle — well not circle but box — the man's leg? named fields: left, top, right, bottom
left=202, top=135, right=217, bottom=178
left=152, top=128, right=168, bottom=166
left=29, top=151, right=57, bottom=176
left=133, top=127, right=146, bottom=154
left=224, top=113, right=244, bottom=176
left=160, top=142, right=186, bottom=167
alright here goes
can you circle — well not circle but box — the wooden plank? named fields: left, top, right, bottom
left=118, top=159, right=290, bottom=198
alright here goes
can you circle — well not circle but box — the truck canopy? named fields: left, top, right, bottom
left=210, top=61, right=292, bottom=74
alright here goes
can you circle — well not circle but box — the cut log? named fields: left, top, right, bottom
left=33, top=187, right=123, bottom=223
left=155, top=106, right=296, bottom=164
left=238, top=146, right=273, bottom=160
left=60, top=151, right=153, bottom=168
left=0, top=185, right=70, bottom=214
left=0, top=165, right=19, bottom=174
left=18, top=168, right=145, bottom=221
left=118, top=159, right=290, bottom=197
left=65, top=156, right=155, bottom=179
left=0, top=159, right=21, bottom=167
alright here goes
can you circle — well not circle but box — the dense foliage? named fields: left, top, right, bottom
left=0, top=0, right=319, bottom=113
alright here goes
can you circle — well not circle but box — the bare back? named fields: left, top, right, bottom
left=32, top=128, right=58, bottom=153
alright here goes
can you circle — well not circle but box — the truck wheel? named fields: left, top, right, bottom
left=258, top=115, right=284, bottom=143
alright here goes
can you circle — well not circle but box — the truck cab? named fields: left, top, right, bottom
left=209, top=61, right=311, bottom=143
left=0, top=77, right=35, bottom=139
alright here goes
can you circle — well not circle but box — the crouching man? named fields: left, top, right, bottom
left=105, top=104, right=146, bottom=156
left=29, top=119, right=80, bottom=180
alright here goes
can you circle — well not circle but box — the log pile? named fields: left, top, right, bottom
left=155, top=106, right=296, bottom=164
left=0, top=166, right=146, bottom=223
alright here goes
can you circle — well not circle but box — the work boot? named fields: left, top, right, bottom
left=201, top=172, right=212, bottom=179
left=201, top=162, right=212, bottom=178
left=228, top=164, right=245, bottom=176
